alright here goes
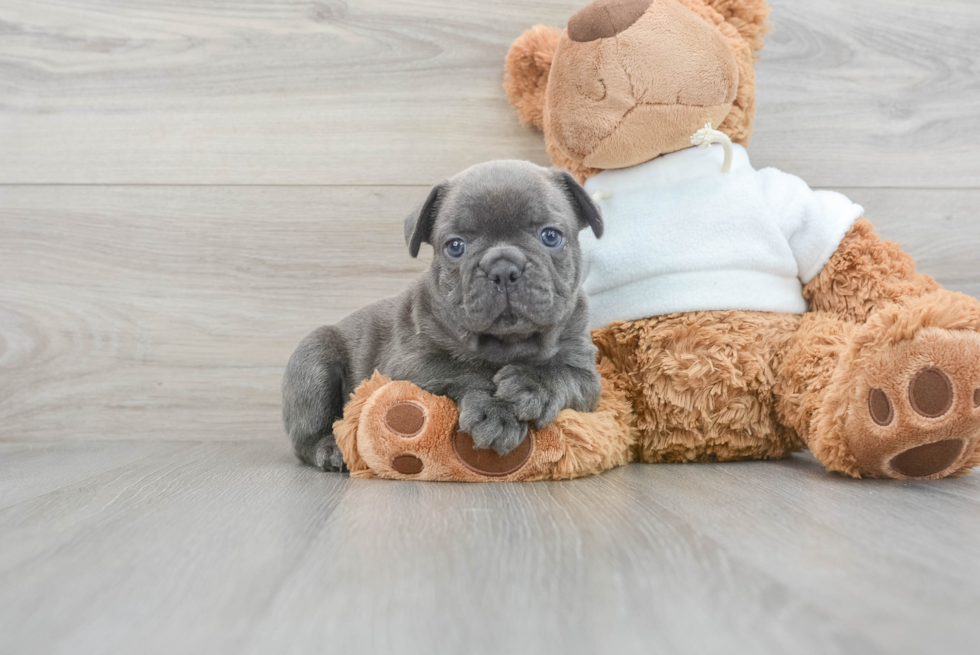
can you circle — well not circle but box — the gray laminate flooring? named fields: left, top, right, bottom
left=1, top=442, right=978, bottom=655
left=2, top=0, right=979, bottom=653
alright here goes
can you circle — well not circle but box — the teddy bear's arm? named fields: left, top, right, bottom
left=802, top=219, right=941, bottom=323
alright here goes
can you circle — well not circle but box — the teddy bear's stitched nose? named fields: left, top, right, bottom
left=568, top=0, right=653, bottom=42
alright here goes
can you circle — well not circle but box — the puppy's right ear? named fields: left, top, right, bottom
left=552, top=169, right=604, bottom=239
left=404, top=181, right=448, bottom=258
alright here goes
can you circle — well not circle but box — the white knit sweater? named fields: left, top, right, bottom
left=579, top=144, right=864, bottom=329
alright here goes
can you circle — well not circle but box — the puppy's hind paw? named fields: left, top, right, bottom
left=313, top=437, right=348, bottom=472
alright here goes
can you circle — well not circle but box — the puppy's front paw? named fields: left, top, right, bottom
left=493, top=365, right=561, bottom=428
left=458, top=393, right=528, bottom=456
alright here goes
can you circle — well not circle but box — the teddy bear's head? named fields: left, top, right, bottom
left=505, top=0, right=770, bottom=182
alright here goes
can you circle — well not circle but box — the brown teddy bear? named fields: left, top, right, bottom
left=335, top=0, right=980, bottom=481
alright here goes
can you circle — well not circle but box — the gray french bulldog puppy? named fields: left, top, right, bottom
left=282, top=160, right=604, bottom=471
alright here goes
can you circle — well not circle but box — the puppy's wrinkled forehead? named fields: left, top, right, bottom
left=404, top=159, right=602, bottom=259
left=436, top=161, right=571, bottom=238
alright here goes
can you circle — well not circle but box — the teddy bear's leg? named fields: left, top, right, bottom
left=335, top=376, right=486, bottom=480
left=592, top=311, right=807, bottom=464
left=777, top=294, right=980, bottom=479
left=804, top=219, right=941, bottom=323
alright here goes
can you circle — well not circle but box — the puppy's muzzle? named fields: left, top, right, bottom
left=480, top=246, right=527, bottom=292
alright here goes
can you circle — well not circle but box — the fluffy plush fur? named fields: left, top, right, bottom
left=803, top=219, right=941, bottom=322
left=592, top=310, right=802, bottom=463
left=337, top=0, right=980, bottom=481
left=503, top=24, right=560, bottom=133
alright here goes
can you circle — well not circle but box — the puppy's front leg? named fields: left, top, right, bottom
left=493, top=361, right=602, bottom=430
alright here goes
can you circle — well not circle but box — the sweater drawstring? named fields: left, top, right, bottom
left=691, top=123, right=733, bottom=174
left=591, top=190, right=614, bottom=202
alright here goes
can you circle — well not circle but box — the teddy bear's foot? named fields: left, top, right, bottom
left=848, top=331, right=980, bottom=479
left=332, top=370, right=635, bottom=481
left=868, top=365, right=978, bottom=478
left=380, top=397, right=533, bottom=478
left=819, top=295, right=980, bottom=479
left=333, top=374, right=539, bottom=481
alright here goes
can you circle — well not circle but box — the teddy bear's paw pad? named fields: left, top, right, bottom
left=383, top=402, right=426, bottom=438
left=868, top=388, right=894, bottom=426
left=391, top=454, right=424, bottom=475
left=452, top=431, right=533, bottom=477
left=909, top=368, right=954, bottom=418
left=890, top=439, right=965, bottom=479
left=870, top=369, right=956, bottom=426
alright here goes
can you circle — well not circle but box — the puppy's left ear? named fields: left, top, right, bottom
left=552, top=170, right=604, bottom=239
left=404, top=180, right=448, bottom=258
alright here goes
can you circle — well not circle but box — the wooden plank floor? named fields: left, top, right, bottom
left=1, top=1, right=979, bottom=653
left=0, top=442, right=978, bottom=655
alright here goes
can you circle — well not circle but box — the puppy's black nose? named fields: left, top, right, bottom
left=486, top=258, right=524, bottom=290
left=480, top=246, right=527, bottom=291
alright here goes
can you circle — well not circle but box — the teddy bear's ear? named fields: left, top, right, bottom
left=702, top=0, right=771, bottom=52
left=504, top=25, right=562, bottom=131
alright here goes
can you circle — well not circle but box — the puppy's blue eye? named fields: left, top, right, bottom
left=540, top=228, right=564, bottom=249
left=445, top=238, right=466, bottom=258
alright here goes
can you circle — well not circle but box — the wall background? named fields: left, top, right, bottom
left=2, top=0, right=979, bottom=442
